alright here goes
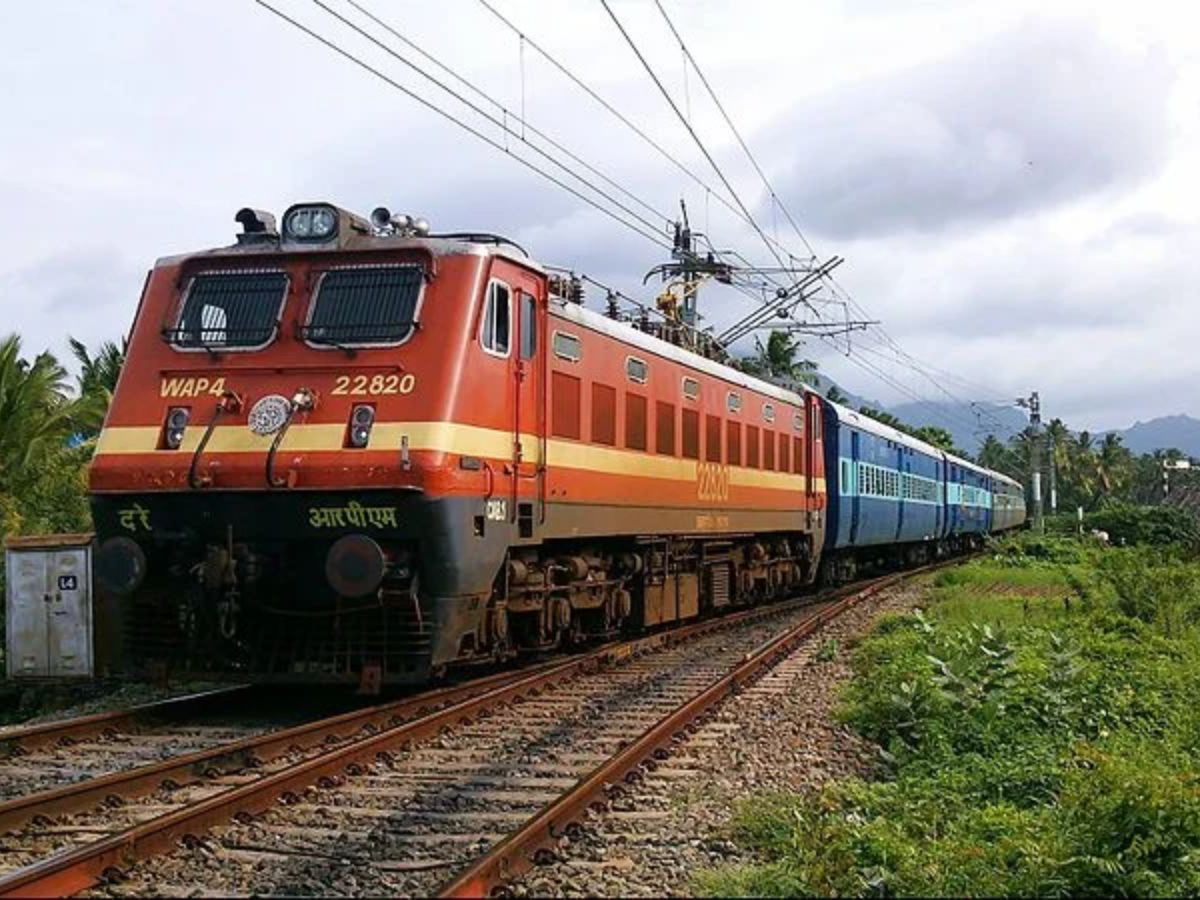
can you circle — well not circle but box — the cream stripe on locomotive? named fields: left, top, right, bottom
left=94, top=422, right=820, bottom=493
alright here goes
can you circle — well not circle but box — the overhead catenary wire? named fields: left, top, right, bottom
left=306, top=0, right=673, bottom=244
left=639, top=3, right=1019, bottom=423
left=596, top=0, right=802, bottom=288
left=474, top=0, right=812, bottom=270
left=251, top=0, right=672, bottom=251
left=651, top=0, right=816, bottom=262
left=338, top=0, right=675, bottom=233
left=261, top=0, right=1018, bottom=443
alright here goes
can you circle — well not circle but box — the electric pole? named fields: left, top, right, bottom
left=1017, top=391, right=1043, bottom=532
left=1048, top=427, right=1058, bottom=516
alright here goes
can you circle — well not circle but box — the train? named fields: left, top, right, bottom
left=87, top=202, right=1026, bottom=688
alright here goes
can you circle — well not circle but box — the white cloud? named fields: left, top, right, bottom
left=0, top=0, right=1196, bottom=434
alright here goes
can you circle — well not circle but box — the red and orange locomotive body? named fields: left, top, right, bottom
left=90, top=203, right=826, bottom=685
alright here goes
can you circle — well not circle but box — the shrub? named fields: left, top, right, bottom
left=1087, top=503, right=1200, bottom=549
left=1096, top=549, right=1200, bottom=636
left=699, top=547, right=1200, bottom=898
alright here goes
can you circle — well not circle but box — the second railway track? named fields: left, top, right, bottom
left=0, top=564, right=945, bottom=898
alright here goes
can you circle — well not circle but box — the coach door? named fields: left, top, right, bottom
left=510, top=278, right=545, bottom=537
left=806, top=395, right=824, bottom=521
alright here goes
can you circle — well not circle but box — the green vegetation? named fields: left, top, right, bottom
left=699, top=533, right=1200, bottom=898
left=0, top=333, right=122, bottom=598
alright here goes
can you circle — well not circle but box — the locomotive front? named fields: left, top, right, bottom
left=89, top=204, right=526, bottom=685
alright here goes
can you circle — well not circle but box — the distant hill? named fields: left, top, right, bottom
left=1104, top=415, right=1200, bottom=457
left=804, top=377, right=1200, bottom=458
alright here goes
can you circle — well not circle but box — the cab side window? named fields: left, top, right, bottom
left=482, top=281, right=512, bottom=356
left=519, top=292, right=536, bottom=360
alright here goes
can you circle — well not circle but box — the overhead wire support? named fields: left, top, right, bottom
left=253, top=0, right=673, bottom=251
left=718, top=256, right=844, bottom=345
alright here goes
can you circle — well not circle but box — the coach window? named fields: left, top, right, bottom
left=705, top=415, right=722, bottom=463
left=682, top=377, right=700, bottom=401
left=626, top=393, right=648, bottom=451
left=727, top=391, right=742, bottom=413
left=763, top=403, right=776, bottom=424
left=592, top=383, right=617, bottom=446
left=682, top=409, right=700, bottom=460
left=519, top=293, right=537, bottom=359
left=552, top=331, right=581, bottom=362
left=626, top=356, right=648, bottom=384
left=481, top=281, right=511, bottom=357
left=746, top=425, right=760, bottom=469
left=793, top=412, right=804, bottom=433
left=551, top=372, right=581, bottom=439
left=656, top=401, right=676, bottom=456
left=727, top=421, right=742, bottom=466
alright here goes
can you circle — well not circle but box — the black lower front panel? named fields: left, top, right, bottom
left=91, top=490, right=511, bottom=684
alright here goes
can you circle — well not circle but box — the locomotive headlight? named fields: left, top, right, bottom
left=283, top=205, right=338, bottom=242
left=164, top=407, right=190, bottom=449
left=348, top=404, right=375, bottom=448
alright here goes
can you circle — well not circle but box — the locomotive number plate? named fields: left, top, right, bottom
left=160, top=376, right=227, bottom=398
left=331, top=374, right=416, bottom=396
left=696, top=462, right=730, bottom=503
left=485, top=498, right=508, bottom=521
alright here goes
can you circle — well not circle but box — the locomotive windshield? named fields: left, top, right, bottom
left=168, top=270, right=288, bottom=349
left=302, top=264, right=423, bottom=347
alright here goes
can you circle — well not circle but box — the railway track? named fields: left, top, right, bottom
left=0, top=564, right=944, bottom=898
left=0, top=686, right=309, bottom=805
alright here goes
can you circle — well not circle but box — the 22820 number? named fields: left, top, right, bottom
left=332, top=373, right=417, bottom=396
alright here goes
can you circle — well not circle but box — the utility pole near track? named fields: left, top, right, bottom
left=1017, top=391, right=1043, bottom=532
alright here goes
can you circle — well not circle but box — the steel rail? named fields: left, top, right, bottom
left=0, top=662, right=568, bottom=834
left=438, top=564, right=943, bottom=898
left=0, top=581, right=847, bottom=899
left=0, top=686, right=252, bottom=757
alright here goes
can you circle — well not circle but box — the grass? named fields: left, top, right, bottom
left=696, top=532, right=1200, bottom=898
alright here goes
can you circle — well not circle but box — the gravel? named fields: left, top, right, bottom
left=511, top=579, right=930, bottom=898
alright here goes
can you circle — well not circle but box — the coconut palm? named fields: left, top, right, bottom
left=741, top=330, right=818, bottom=388
left=68, top=336, right=125, bottom=437
left=1097, top=433, right=1134, bottom=500
left=0, top=334, right=73, bottom=496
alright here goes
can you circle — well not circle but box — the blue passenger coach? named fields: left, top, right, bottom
left=820, top=399, right=1026, bottom=583
left=822, top=402, right=947, bottom=581
left=944, top=453, right=993, bottom=537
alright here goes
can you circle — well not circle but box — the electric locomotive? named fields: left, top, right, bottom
left=90, top=203, right=829, bottom=687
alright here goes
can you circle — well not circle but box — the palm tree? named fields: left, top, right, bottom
left=0, top=334, right=73, bottom=496
left=68, top=337, right=125, bottom=437
left=977, top=434, right=1011, bottom=473
left=1097, top=433, right=1133, bottom=500
left=911, top=425, right=960, bottom=455
left=740, top=330, right=818, bottom=388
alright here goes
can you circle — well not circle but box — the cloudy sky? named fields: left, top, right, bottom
left=1, top=0, right=1196, bottom=434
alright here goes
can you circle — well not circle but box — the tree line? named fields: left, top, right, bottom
left=0, top=334, right=123, bottom=547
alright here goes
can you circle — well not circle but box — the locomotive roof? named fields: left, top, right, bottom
left=554, top=298, right=816, bottom=410
left=155, top=233, right=542, bottom=273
